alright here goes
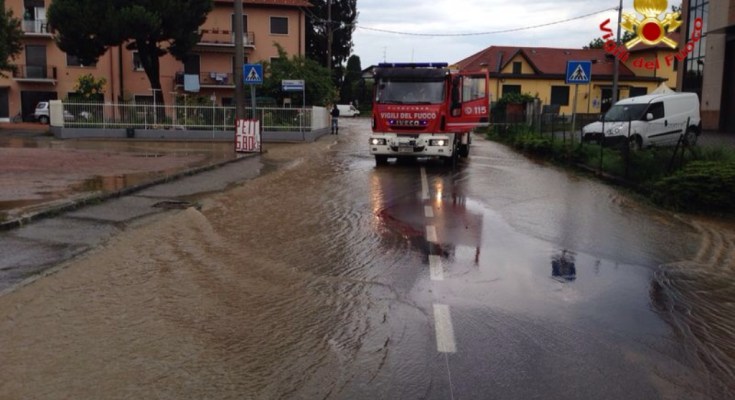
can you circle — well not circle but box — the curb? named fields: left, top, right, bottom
left=0, top=152, right=260, bottom=231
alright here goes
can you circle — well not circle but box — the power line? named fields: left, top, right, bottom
left=354, top=7, right=617, bottom=37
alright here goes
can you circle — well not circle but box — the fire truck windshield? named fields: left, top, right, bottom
left=375, top=80, right=445, bottom=105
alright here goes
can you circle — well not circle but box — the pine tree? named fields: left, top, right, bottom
left=48, top=0, right=213, bottom=107
left=0, top=0, right=23, bottom=77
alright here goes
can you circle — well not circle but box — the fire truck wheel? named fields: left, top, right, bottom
left=444, top=151, right=458, bottom=168
left=375, top=155, right=388, bottom=165
left=459, top=144, right=469, bottom=158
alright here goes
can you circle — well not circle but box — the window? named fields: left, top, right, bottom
left=646, top=102, right=664, bottom=120
left=184, top=55, right=200, bottom=75
left=629, top=87, right=648, bottom=97
left=462, top=75, right=487, bottom=102
left=512, top=62, right=522, bottom=74
left=502, top=85, right=521, bottom=97
left=682, top=0, right=708, bottom=96
left=550, top=86, right=570, bottom=106
left=132, top=51, right=144, bottom=71
left=66, top=54, right=95, bottom=67
left=270, top=17, right=288, bottom=35
left=25, top=45, right=47, bottom=78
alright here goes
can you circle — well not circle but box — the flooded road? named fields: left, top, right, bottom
left=0, top=136, right=240, bottom=222
left=1, top=119, right=734, bottom=399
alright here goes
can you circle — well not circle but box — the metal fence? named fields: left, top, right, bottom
left=61, top=102, right=315, bottom=132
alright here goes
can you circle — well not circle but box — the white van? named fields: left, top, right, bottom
left=582, top=92, right=701, bottom=150
left=337, top=104, right=360, bottom=117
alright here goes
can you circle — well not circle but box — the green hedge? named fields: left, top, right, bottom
left=651, top=161, right=735, bottom=213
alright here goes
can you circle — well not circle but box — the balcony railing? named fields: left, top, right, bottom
left=198, top=30, right=255, bottom=47
left=174, top=71, right=235, bottom=87
left=13, top=65, right=57, bottom=81
left=22, top=19, right=51, bottom=35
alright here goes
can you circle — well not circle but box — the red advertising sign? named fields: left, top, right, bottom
left=235, top=119, right=261, bottom=153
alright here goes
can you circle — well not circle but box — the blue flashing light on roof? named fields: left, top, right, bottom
left=377, top=62, right=449, bottom=68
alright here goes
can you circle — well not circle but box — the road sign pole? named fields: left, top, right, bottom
left=572, top=84, right=579, bottom=139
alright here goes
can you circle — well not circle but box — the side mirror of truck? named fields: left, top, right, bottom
left=451, top=76, right=461, bottom=108
left=646, top=113, right=654, bottom=121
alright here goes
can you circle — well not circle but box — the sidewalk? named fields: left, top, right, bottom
left=0, top=126, right=251, bottom=229
left=698, top=130, right=735, bottom=149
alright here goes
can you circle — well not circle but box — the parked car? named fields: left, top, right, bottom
left=337, top=104, right=360, bottom=117
left=582, top=92, right=701, bottom=150
left=33, top=101, right=91, bottom=124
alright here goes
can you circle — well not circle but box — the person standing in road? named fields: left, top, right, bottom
left=330, top=104, right=340, bottom=135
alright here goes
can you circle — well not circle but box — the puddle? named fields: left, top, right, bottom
left=0, top=138, right=240, bottom=220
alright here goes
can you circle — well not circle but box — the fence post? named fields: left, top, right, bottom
left=625, top=117, right=632, bottom=179
left=599, top=118, right=605, bottom=174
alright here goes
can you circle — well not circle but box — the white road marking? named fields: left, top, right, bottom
left=420, top=167, right=429, bottom=200
left=426, top=225, right=438, bottom=243
left=433, top=304, right=457, bottom=353
left=424, top=205, right=434, bottom=218
left=429, top=255, right=444, bottom=281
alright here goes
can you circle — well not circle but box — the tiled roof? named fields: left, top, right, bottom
left=456, top=45, right=640, bottom=78
left=216, top=0, right=313, bottom=7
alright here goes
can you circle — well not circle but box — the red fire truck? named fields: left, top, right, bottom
left=369, top=62, right=490, bottom=166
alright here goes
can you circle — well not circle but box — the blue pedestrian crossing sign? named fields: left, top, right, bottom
left=565, top=61, right=591, bottom=84
left=243, top=63, right=263, bottom=85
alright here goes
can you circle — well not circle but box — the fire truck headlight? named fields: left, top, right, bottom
left=430, top=139, right=447, bottom=146
left=371, top=138, right=386, bottom=145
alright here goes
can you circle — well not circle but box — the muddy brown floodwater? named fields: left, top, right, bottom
left=0, top=137, right=383, bottom=399
left=0, top=120, right=734, bottom=399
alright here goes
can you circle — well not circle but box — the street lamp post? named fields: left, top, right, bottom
left=612, top=0, right=623, bottom=105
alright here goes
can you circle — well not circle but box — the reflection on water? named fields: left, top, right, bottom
left=551, top=250, right=577, bottom=281
left=0, top=138, right=241, bottom=220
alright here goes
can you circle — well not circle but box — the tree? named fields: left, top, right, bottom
left=74, top=74, right=107, bottom=100
left=585, top=38, right=605, bottom=49
left=339, top=54, right=361, bottom=103
left=585, top=31, right=637, bottom=49
left=47, top=0, right=213, bottom=107
left=0, top=1, right=23, bottom=78
left=261, top=44, right=336, bottom=106
left=305, top=0, right=357, bottom=81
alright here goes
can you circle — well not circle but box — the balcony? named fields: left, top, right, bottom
left=174, top=71, right=235, bottom=89
left=22, top=19, right=52, bottom=37
left=195, top=29, right=255, bottom=52
left=13, top=64, right=57, bottom=83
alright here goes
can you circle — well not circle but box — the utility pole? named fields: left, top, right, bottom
left=327, top=0, right=333, bottom=75
left=234, top=0, right=246, bottom=119
left=611, top=0, right=623, bottom=105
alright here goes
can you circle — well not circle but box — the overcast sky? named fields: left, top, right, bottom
left=352, top=0, right=641, bottom=67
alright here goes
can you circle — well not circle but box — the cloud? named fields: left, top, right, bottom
left=353, top=0, right=632, bottom=67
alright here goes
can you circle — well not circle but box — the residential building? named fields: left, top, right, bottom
left=678, top=0, right=735, bottom=131
left=0, top=0, right=311, bottom=122
left=455, top=45, right=677, bottom=116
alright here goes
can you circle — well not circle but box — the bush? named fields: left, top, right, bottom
left=651, top=161, right=735, bottom=213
